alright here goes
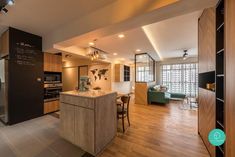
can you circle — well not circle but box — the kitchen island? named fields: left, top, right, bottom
left=60, top=90, right=117, bottom=156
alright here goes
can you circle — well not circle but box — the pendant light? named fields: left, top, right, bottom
left=183, top=50, right=189, bottom=60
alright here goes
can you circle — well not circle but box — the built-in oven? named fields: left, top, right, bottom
left=44, top=72, right=62, bottom=84
left=44, top=84, right=62, bottom=102
left=44, top=72, right=62, bottom=102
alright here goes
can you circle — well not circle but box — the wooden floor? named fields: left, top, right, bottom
left=99, top=100, right=210, bottom=157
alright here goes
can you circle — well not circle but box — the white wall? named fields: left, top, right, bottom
left=112, top=82, right=132, bottom=94
left=63, top=57, right=112, bottom=91
left=62, top=56, right=134, bottom=94
left=156, top=57, right=198, bottom=84
left=89, top=64, right=112, bottom=91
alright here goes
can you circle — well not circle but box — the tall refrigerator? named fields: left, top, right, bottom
left=0, top=27, right=44, bottom=125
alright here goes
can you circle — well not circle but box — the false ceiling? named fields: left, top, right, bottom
left=143, top=10, right=202, bottom=59
left=77, top=27, right=159, bottom=62
left=67, top=10, right=202, bottom=62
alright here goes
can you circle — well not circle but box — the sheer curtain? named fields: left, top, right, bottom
left=161, top=63, right=198, bottom=97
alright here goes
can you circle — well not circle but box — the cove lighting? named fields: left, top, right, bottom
left=142, top=26, right=162, bottom=60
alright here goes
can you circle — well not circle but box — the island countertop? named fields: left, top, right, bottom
left=60, top=90, right=116, bottom=98
left=60, top=90, right=117, bottom=156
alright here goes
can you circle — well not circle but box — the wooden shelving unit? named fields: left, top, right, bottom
left=124, top=65, right=130, bottom=81
left=216, top=0, right=225, bottom=156
left=114, top=64, right=130, bottom=82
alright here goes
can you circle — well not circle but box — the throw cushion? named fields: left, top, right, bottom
left=160, top=85, right=168, bottom=92
left=153, top=85, right=161, bottom=91
left=149, top=87, right=155, bottom=91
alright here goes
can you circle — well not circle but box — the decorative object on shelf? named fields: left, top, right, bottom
left=93, top=87, right=101, bottom=90
left=206, top=83, right=215, bottom=91
left=182, top=49, right=189, bottom=60
left=79, top=76, right=91, bottom=91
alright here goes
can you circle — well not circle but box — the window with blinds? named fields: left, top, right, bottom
left=162, top=63, right=198, bottom=97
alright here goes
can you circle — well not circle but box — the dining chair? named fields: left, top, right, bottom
left=117, top=95, right=131, bottom=133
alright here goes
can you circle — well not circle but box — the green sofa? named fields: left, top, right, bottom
left=170, top=93, right=186, bottom=99
left=148, top=87, right=171, bottom=104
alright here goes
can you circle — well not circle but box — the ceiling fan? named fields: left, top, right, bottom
left=183, top=49, right=189, bottom=60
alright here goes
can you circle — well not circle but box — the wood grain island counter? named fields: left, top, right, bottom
left=60, top=90, right=117, bottom=156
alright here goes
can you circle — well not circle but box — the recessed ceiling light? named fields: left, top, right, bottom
left=136, top=49, right=141, bottom=52
left=89, top=42, right=94, bottom=46
left=120, top=58, right=125, bottom=61
left=118, top=34, right=125, bottom=38
left=7, top=0, right=15, bottom=6
left=113, top=53, right=118, bottom=56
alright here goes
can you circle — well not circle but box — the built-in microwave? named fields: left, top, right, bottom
left=44, top=72, right=62, bottom=84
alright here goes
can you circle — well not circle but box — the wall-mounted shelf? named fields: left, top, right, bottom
left=198, top=71, right=215, bottom=91
left=217, top=145, right=225, bottom=155
left=217, top=22, right=224, bottom=31
left=124, top=65, right=130, bottom=81
left=216, top=120, right=224, bottom=129
left=216, top=0, right=225, bottom=156
left=114, top=64, right=130, bottom=82
left=216, top=98, right=224, bottom=103
left=217, top=49, right=224, bottom=54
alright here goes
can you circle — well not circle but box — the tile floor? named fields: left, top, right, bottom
left=0, top=115, right=87, bottom=157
